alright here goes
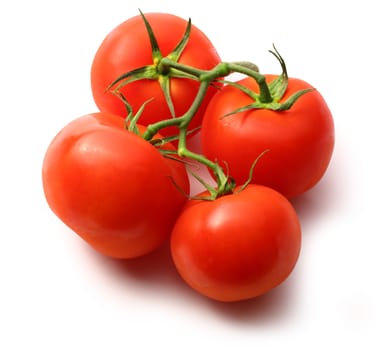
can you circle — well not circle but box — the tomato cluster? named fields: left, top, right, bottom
left=42, top=11, right=334, bottom=302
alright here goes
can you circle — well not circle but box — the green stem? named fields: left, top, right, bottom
left=177, top=81, right=230, bottom=193
left=144, top=59, right=270, bottom=140
left=158, top=57, right=208, bottom=77
left=143, top=115, right=182, bottom=141
left=177, top=127, right=229, bottom=197
left=143, top=67, right=233, bottom=198
left=160, top=58, right=272, bottom=103
left=143, top=71, right=213, bottom=139
left=226, top=62, right=273, bottom=103
left=141, top=58, right=272, bottom=198
left=142, top=59, right=216, bottom=141
left=180, top=80, right=211, bottom=128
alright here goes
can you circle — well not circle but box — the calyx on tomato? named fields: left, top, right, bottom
left=107, top=9, right=198, bottom=118
left=222, top=45, right=314, bottom=115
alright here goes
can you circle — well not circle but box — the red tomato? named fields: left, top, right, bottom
left=42, top=112, right=189, bottom=259
left=91, top=12, right=221, bottom=138
left=200, top=76, right=335, bottom=198
left=171, top=185, right=301, bottom=302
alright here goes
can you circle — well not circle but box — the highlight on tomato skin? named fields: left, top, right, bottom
left=42, top=112, right=189, bottom=259
left=90, top=12, right=222, bottom=138
left=170, top=184, right=302, bottom=302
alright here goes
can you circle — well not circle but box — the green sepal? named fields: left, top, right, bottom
left=138, top=9, right=163, bottom=62
left=107, top=66, right=158, bottom=92
left=222, top=45, right=315, bottom=116
left=219, top=80, right=259, bottom=100
left=267, top=45, right=288, bottom=100
left=268, top=73, right=288, bottom=101
left=157, top=16, right=193, bottom=117
left=168, top=18, right=192, bottom=62
left=108, top=10, right=197, bottom=119
left=186, top=167, right=219, bottom=200
left=113, top=90, right=154, bottom=135
left=159, top=75, right=175, bottom=117
left=128, top=97, right=154, bottom=132
left=110, top=90, right=140, bottom=135
left=276, top=88, right=315, bottom=111
left=236, top=149, right=270, bottom=193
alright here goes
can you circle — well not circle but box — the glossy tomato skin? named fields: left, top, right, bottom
left=201, top=76, right=335, bottom=198
left=42, top=112, right=189, bottom=259
left=91, top=13, right=221, bottom=137
left=171, top=185, right=301, bottom=302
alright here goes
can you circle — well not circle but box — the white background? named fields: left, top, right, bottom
left=1, top=0, right=376, bottom=348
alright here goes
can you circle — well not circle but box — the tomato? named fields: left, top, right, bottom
left=171, top=185, right=301, bottom=302
left=91, top=12, right=221, bottom=138
left=200, top=76, right=335, bottom=198
left=42, top=112, right=189, bottom=259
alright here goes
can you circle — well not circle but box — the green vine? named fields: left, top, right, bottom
left=108, top=11, right=314, bottom=200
